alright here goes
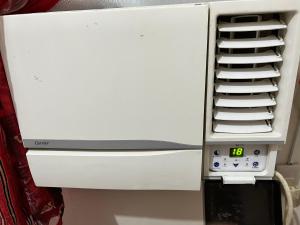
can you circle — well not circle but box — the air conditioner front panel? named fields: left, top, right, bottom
left=0, top=4, right=208, bottom=149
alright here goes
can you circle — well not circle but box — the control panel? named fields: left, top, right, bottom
left=210, top=144, right=267, bottom=172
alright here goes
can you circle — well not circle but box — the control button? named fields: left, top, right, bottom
left=246, top=158, right=249, bottom=161
left=233, top=163, right=239, bottom=167
left=214, top=150, right=220, bottom=156
left=254, top=149, right=261, bottom=155
left=214, top=162, right=220, bottom=167
left=245, top=163, right=249, bottom=167
left=223, top=163, right=227, bottom=167
left=253, top=161, right=259, bottom=168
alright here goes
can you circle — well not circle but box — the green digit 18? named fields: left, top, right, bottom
left=236, top=148, right=243, bottom=156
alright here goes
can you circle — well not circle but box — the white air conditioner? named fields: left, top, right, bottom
left=0, top=0, right=299, bottom=190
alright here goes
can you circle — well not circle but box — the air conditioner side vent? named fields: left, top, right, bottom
left=213, top=13, right=286, bottom=134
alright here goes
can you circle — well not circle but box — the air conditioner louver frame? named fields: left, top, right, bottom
left=205, top=0, right=300, bottom=143
left=213, top=13, right=285, bottom=134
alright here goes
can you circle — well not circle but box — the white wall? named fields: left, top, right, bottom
left=279, top=68, right=300, bottom=225
left=277, top=81, right=300, bottom=165
left=62, top=189, right=204, bottom=225
left=294, top=207, right=300, bottom=225
left=291, top=85, right=300, bottom=225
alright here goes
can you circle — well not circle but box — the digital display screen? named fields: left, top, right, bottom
left=230, top=147, right=244, bottom=157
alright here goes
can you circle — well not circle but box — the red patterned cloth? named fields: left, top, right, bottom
left=0, top=0, right=64, bottom=224
left=18, top=0, right=59, bottom=13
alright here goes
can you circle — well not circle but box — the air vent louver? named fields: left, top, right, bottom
left=213, top=14, right=286, bottom=134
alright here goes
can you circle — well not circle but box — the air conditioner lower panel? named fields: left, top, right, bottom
left=27, top=149, right=202, bottom=191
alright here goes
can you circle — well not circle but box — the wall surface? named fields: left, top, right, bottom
left=294, top=207, right=300, bottom=225
left=62, top=189, right=204, bottom=225
left=291, top=76, right=300, bottom=225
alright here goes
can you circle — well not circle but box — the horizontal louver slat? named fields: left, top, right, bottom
left=215, top=80, right=278, bottom=94
left=217, top=35, right=284, bottom=49
left=214, top=107, right=274, bottom=121
left=217, top=50, right=282, bottom=64
left=213, top=121, right=272, bottom=133
left=218, top=19, right=287, bottom=32
left=214, top=94, right=276, bottom=108
left=216, top=65, right=280, bottom=79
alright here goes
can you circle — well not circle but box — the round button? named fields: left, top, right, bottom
left=254, top=149, right=261, bottom=155
left=214, top=150, right=220, bottom=156
left=214, top=162, right=220, bottom=167
left=214, top=150, right=220, bottom=155
left=253, top=161, right=259, bottom=167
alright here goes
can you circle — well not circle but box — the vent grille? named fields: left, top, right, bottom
left=213, top=14, right=287, bottom=134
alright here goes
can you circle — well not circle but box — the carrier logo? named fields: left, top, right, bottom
left=34, top=141, right=49, bottom=146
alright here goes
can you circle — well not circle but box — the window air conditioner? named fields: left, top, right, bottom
left=0, top=0, right=299, bottom=190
